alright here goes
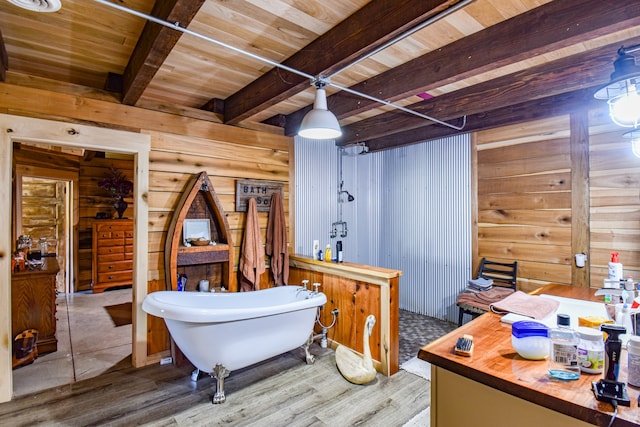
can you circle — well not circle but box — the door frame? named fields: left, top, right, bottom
left=0, top=114, right=150, bottom=402
left=15, top=166, right=78, bottom=294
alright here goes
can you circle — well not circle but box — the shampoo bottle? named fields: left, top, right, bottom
left=608, top=251, right=623, bottom=282
left=324, top=244, right=332, bottom=263
left=336, top=240, right=343, bottom=263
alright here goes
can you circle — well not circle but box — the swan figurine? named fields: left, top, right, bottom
left=335, top=314, right=377, bottom=384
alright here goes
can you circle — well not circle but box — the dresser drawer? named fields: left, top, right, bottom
left=97, top=270, right=132, bottom=284
left=97, top=252, right=125, bottom=263
left=97, top=245, right=124, bottom=255
left=97, top=260, right=132, bottom=273
left=97, top=237, right=125, bottom=247
left=96, top=222, right=133, bottom=233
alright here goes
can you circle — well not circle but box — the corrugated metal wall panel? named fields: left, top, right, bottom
left=295, top=135, right=471, bottom=323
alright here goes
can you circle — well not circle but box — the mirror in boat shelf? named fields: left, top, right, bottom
left=183, top=219, right=213, bottom=246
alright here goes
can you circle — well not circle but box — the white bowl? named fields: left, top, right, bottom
left=512, top=335, right=549, bottom=360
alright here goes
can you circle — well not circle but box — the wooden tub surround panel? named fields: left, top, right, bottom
left=289, top=255, right=401, bottom=376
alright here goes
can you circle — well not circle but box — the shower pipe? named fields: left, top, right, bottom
left=92, top=0, right=467, bottom=131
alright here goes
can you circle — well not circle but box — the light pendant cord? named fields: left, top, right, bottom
left=93, top=0, right=466, bottom=131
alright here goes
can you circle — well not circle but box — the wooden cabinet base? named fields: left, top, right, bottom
left=11, top=260, right=59, bottom=356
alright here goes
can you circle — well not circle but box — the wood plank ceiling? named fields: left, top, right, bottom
left=0, top=0, right=639, bottom=151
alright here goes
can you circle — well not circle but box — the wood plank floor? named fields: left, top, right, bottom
left=0, top=346, right=430, bottom=426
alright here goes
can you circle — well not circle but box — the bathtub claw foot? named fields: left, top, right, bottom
left=211, top=364, right=230, bottom=404
left=190, top=368, right=200, bottom=382
left=304, top=334, right=316, bottom=365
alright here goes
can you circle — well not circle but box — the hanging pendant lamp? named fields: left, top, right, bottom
left=594, top=45, right=640, bottom=128
left=298, top=81, right=342, bottom=140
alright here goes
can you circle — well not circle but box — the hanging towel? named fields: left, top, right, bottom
left=239, top=198, right=265, bottom=292
left=266, top=192, right=289, bottom=286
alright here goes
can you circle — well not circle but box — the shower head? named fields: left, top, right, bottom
left=339, top=190, right=355, bottom=202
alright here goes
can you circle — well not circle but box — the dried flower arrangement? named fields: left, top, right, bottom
left=98, top=167, right=133, bottom=200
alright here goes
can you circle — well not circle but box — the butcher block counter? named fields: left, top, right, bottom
left=289, top=255, right=401, bottom=376
left=11, top=258, right=59, bottom=354
left=419, top=284, right=640, bottom=427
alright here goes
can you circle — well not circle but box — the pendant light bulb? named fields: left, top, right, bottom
left=298, top=83, right=342, bottom=140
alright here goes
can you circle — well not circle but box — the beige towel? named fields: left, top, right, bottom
left=490, top=291, right=560, bottom=320
left=239, top=198, right=265, bottom=292
left=266, top=192, right=289, bottom=286
left=457, top=287, right=515, bottom=312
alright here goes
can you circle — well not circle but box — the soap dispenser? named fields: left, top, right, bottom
left=608, top=251, right=623, bottom=282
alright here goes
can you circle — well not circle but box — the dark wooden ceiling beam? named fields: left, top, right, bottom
left=222, top=0, right=465, bottom=125
left=282, top=0, right=640, bottom=135
left=120, top=0, right=206, bottom=106
left=338, top=38, right=639, bottom=145
left=361, top=88, right=603, bottom=152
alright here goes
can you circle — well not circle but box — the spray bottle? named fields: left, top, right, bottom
left=601, top=324, right=627, bottom=381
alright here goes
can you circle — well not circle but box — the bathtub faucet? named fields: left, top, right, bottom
left=311, top=282, right=321, bottom=296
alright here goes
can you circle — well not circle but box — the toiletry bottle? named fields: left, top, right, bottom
left=548, top=313, right=580, bottom=380
left=577, top=326, right=605, bottom=374
left=601, top=324, right=626, bottom=381
left=324, top=244, right=332, bottom=262
left=336, top=240, right=343, bottom=263
left=608, top=251, right=623, bottom=282
left=627, top=335, right=640, bottom=387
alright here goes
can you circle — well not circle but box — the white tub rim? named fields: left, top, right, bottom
left=142, top=286, right=326, bottom=323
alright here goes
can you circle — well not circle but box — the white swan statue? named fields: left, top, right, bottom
left=335, top=314, right=377, bottom=384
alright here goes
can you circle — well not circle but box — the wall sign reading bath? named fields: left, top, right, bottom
left=235, top=179, right=284, bottom=212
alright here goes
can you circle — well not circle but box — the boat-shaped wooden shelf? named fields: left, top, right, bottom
left=165, top=171, right=235, bottom=292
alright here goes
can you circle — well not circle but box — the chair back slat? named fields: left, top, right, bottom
left=478, top=259, right=518, bottom=289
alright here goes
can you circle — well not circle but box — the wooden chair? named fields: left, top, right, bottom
left=12, top=329, right=39, bottom=369
left=457, top=259, right=518, bottom=326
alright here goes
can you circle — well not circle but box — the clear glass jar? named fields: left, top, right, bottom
left=548, top=313, right=580, bottom=380
left=577, top=326, right=604, bottom=374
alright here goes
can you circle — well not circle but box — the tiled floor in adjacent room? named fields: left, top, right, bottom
left=12, top=287, right=133, bottom=397
left=12, top=287, right=455, bottom=398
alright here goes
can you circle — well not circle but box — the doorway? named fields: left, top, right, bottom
left=0, top=114, right=151, bottom=403
left=14, top=168, right=75, bottom=294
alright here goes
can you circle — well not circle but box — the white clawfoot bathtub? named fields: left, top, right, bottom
left=142, top=285, right=326, bottom=403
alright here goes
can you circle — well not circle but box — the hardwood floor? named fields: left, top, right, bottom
left=0, top=346, right=430, bottom=426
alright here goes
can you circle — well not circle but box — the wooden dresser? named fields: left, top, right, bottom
left=92, top=219, right=133, bottom=293
left=11, top=259, right=60, bottom=354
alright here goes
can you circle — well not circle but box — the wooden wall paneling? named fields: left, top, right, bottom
left=476, top=116, right=572, bottom=288
left=589, top=127, right=640, bottom=285
left=570, top=111, right=590, bottom=287
left=146, top=279, right=170, bottom=358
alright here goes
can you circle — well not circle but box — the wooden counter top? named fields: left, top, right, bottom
left=289, top=255, right=402, bottom=287
left=419, top=284, right=640, bottom=427
left=12, top=258, right=59, bottom=276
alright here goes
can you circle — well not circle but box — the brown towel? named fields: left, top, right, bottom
left=490, top=290, right=560, bottom=320
left=239, top=198, right=265, bottom=292
left=266, top=192, right=289, bottom=286
left=457, top=287, right=515, bottom=312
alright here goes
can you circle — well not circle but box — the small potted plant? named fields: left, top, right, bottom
left=98, top=167, right=133, bottom=219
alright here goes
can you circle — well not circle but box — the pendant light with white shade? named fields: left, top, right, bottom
left=298, top=81, right=342, bottom=140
